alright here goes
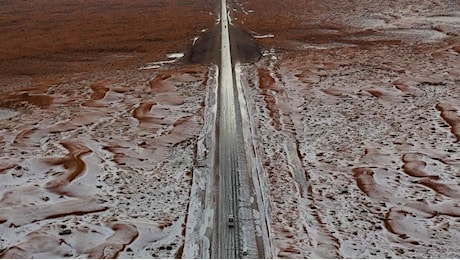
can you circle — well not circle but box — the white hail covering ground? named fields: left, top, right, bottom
left=1, top=0, right=460, bottom=259
left=233, top=3, right=460, bottom=257
left=0, top=64, right=212, bottom=258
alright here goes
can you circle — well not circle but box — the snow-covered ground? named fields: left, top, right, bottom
left=1, top=0, right=459, bottom=258
left=236, top=1, right=460, bottom=257
left=0, top=63, right=212, bottom=258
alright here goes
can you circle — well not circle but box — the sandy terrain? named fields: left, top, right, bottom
left=1, top=0, right=460, bottom=258
left=233, top=0, right=460, bottom=258
left=0, top=0, right=214, bottom=78
left=0, top=65, right=215, bottom=258
left=0, top=0, right=215, bottom=258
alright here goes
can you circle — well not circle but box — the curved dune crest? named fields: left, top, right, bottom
left=401, top=153, right=439, bottom=179
left=132, top=102, right=162, bottom=125
left=81, top=81, right=114, bottom=107
left=320, top=88, right=344, bottom=97
left=0, top=233, right=62, bottom=258
left=149, top=73, right=174, bottom=93
left=44, top=141, right=92, bottom=194
left=436, top=103, right=460, bottom=141
left=418, top=178, right=460, bottom=199
left=352, top=167, right=393, bottom=201
left=383, top=207, right=427, bottom=244
left=365, top=88, right=403, bottom=102
left=89, top=82, right=110, bottom=101
left=0, top=93, right=54, bottom=109
left=406, top=201, right=460, bottom=218
left=0, top=197, right=108, bottom=227
left=0, top=220, right=136, bottom=259
left=85, top=222, right=139, bottom=259
left=12, top=128, right=43, bottom=147
left=0, top=185, right=50, bottom=207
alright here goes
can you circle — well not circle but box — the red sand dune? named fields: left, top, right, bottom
left=149, top=73, right=174, bottom=93
left=436, top=103, right=460, bottom=141
left=0, top=232, right=64, bottom=258
left=132, top=102, right=167, bottom=126
left=0, top=197, right=107, bottom=227
left=257, top=68, right=282, bottom=130
left=0, top=93, right=54, bottom=109
left=89, top=82, right=111, bottom=101
left=43, top=142, right=92, bottom=194
left=418, top=178, right=460, bottom=199
left=85, top=222, right=139, bottom=258
left=401, top=153, right=440, bottom=179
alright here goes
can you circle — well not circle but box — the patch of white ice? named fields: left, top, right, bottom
left=138, top=53, right=183, bottom=70
left=166, top=52, right=184, bottom=59
left=253, top=34, right=275, bottom=39
left=387, top=28, right=447, bottom=42
left=138, top=63, right=162, bottom=70
left=427, top=14, right=460, bottom=24
left=192, top=36, right=199, bottom=45
left=0, top=109, right=19, bottom=120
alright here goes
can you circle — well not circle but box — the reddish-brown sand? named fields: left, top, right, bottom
left=0, top=0, right=215, bottom=79
left=1, top=0, right=460, bottom=258
left=234, top=0, right=460, bottom=258
left=0, top=0, right=214, bottom=258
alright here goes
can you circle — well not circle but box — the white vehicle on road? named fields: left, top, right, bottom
left=228, top=214, right=235, bottom=227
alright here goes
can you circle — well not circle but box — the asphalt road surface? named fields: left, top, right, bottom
left=202, top=0, right=263, bottom=258
left=212, top=0, right=239, bottom=257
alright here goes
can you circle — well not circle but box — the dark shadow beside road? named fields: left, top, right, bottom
left=189, top=26, right=221, bottom=64
left=189, top=24, right=261, bottom=64
left=229, top=25, right=262, bottom=63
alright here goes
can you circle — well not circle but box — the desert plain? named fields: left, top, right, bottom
left=1, top=0, right=460, bottom=258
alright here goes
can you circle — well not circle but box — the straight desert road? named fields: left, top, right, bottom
left=212, top=0, right=239, bottom=257
left=211, top=0, right=265, bottom=258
